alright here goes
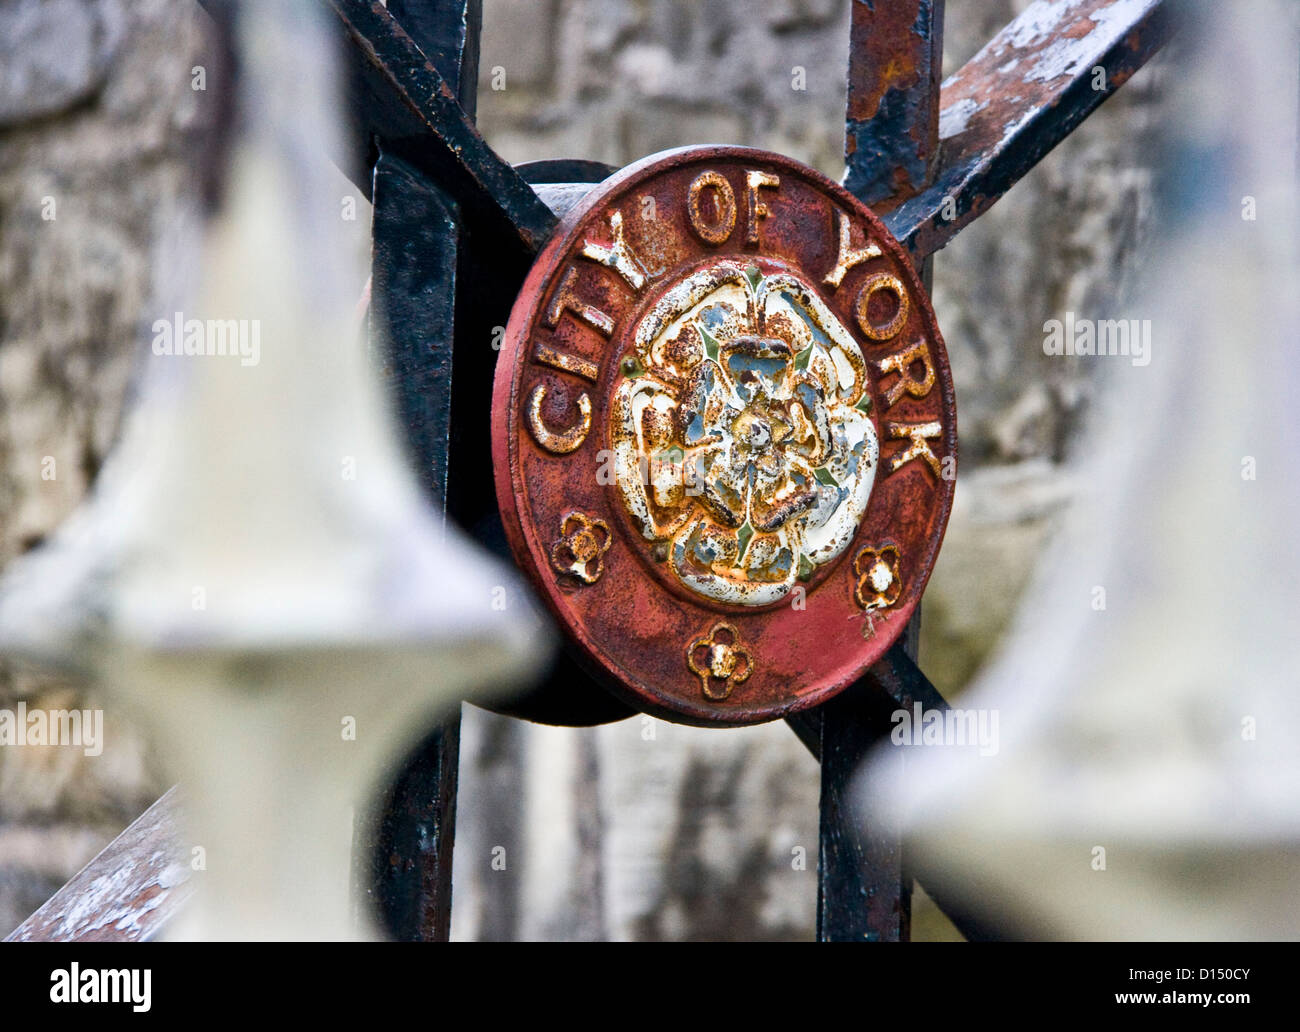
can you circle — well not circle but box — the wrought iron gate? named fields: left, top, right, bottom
left=4, top=0, right=1170, bottom=943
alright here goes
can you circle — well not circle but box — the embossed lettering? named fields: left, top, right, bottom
left=745, top=170, right=779, bottom=245
left=824, top=210, right=882, bottom=289
left=544, top=265, right=614, bottom=336
left=886, top=421, right=942, bottom=477
left=533, top=342, right=599, bottom=382
left=854, top=272, right=909, bottom=341
left=875, top=338, right=936, bottom=407
left=687, top=171, right=737, bottom=246
left=580, top=210, right=648, bottom=292
left=527, top=383, right=592, bottom=454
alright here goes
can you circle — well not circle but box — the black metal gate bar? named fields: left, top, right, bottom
left=325, top=0, right=555, bottom=255
left=365, top=0, right=482, bottom=942
left=813, top=667, right=911, bottom=940
left=790, top=642, right=1006, bottom=942
left=793, top=0, right=946, bottom=943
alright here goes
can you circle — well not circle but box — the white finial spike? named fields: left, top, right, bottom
left=0, top=1, right=550, bottom=939
left=858, top=0, right=1300, bottom=941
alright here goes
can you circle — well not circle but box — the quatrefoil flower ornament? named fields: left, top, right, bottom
left=613, top=262, right=879, bottom=606
left=550, top=511, right=612, bottom=584
left=853, top=544, right=901, bottom=611
left=686, top=622, right=753, bottom=700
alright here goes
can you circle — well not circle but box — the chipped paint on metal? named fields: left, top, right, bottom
left=6, top=787, right=192, bottom=942
left=884, top=0, right=1171, bottom=259
left=843, top=0, right=945, bottom=210
left=938, top=96, right=984, bottom=139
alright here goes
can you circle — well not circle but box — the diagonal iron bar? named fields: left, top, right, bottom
left=387, top=0, right=482, bottom=122
left=788, top=643, right=950, bottom=763
left=325, top=0, right=557, bottom=256
left=4, top=788, right=191, bottom=942
left=886, top=0, right=1172, bottom=260
left=789, top=644, right=1007, bottom=941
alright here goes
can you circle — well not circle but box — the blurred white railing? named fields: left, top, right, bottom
left=0, top=1, right=548, bottom=941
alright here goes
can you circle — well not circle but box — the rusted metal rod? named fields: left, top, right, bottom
left=844, top=0, right=946, bottom=211
left=323, top=0, right=556, bottom=257
left=886, top=0, right=1172, bottom=261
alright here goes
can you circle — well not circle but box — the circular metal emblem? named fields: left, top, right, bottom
left=492, top=146, right=956, bottom=725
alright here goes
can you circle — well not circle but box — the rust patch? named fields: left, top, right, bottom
left=844, top=0, right=944, bottom=209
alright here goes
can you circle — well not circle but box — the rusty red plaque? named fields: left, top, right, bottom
left=492, top=146, right=956, bottom=725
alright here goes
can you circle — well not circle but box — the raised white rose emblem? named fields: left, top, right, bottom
left=612, top=261, right=878, bottom=606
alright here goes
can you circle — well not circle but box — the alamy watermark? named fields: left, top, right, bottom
left=50, top=964, right=150, bottom=1012
left=152, top=312, right=260, bottom=367
left=0, top=702, right=103, bottom=756
left=595, top=447, right=706, bottom=495
left=891, top=702, right=999, bottom=756
left=1043, top=311, right=1151, bottom=367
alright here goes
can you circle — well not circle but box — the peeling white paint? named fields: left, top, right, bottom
left=987, top=103, right=1044, bottom=159
left=1027, top=0, right=1156, bottom=84
left=1003, top=0, right=1080, bottom=52
left=939, top=96, right=984, bottom=139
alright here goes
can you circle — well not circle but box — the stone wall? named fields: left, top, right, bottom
left=0, top=0, right=208, bottom=935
